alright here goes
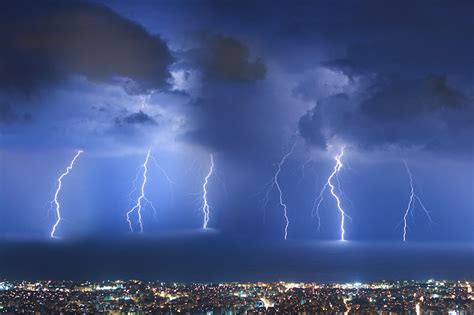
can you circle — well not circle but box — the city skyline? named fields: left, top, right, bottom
left=0, top=279, right=472, bottom=313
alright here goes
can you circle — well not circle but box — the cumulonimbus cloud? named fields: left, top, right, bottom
left=0, top=1, right=174, bottom=94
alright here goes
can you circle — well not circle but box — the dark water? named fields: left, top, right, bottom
left=0, top=233, right=473, bottom=282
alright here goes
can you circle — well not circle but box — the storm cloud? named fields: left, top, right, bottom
left=195, top=35, right=266, bottom=82
left=0, top=103, right=32, bottom=124
left=118, top=111, right=157, bottom=126
left=298, top=76, right=473, bottom=154
left=0, top=0, right=173, bottom=94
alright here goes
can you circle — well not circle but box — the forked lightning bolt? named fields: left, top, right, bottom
left=263, top=143, right=296, bottom=240
left=50, top=150, right=83, bottom=238
left=311, top=147, right=348, bottom=241
left=329, top=148, right=347, bottom=241
left=126, top=149, right=155, bottom=232
left=401, top=160, right=433, bottom=242
left=201, top=154, right=215, bottom=229
left=311, top=182, right=328, bottom=232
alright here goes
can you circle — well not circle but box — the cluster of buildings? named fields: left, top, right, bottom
left=0, top=279, right=472, bottom=314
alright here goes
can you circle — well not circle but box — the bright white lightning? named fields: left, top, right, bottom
left=201, top=154, right=215, bottom=229
left=401, top=160, right=433, bottom=242
left=50, top=150, right=83, bottom=238
left=329, top=148, right=347, bottom=241
left=263, top=143, right=296, bottom=240
left=126, top=149, right=154, bottom=232
left=312, top=147, right=348, bottom=241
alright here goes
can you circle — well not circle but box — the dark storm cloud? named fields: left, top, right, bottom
left=298, top=105, right=327, bottom=150
left=182, top=85, right=273, bottom=155
left=299, top=76, right=473, bottom=154
left=177, top=0, right=473, bottom=157
left=361, top=76, right=467, bottom=121
left=288, top=1, right=473, bottom=77
left=0, top=103, right=32, bottom=124
left=192, top=34, right=266, bottom=82
left=276, top=0, right=474, bottom=155
left=0, top=0, right=173, bottom=94
left=180, top=79, right=288, bottom=159
left=119, top=111, right=157, bottom=125
left=176, top=34, right=274, bottom=157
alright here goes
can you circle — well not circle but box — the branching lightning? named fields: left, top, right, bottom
left=311, top=147, right=349, bottom=241
left=262, top=143, right=296, bottom=240
left=311, top=182, right=328, bottom=232
left=150, top=156, right=174, bottom=186
left=149, top=155, right=176, bottom=215
left=401, top=160, right=433, bottom=242
left=329, top=148, right=347, bottom=241
left=201, top=154, right=215, bottom=229
left=50, top=150, right=83, bottom=238
left=298, top=157, right=314, bottom=185
left=126, top=149, right=155, bottom=232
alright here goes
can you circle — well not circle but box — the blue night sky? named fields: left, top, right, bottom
left=0, top=0, right=473, bottom=281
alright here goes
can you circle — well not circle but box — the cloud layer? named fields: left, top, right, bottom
left=0, top=0, right=173, bottom=94
left=298, top=76, right=473, bottom=154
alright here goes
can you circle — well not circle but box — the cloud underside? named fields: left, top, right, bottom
left=197, top=35, right=266, bottom=82
left=0, top=1, right=173, bottom=94
left=299, top=76, right=473, bottom=154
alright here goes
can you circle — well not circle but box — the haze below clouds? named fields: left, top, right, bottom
left=1, top=235, right=473, bottom=282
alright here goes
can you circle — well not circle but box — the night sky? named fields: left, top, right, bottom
left=0, top=0, right=473, bottom=281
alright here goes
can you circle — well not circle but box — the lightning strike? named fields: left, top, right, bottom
left=311, top=182, right=328, bottom=232
left=401, top=160, right=433, bottom=242
left=298, top=157, right=313, bottom=185
left=311, top=147, right=348, bottom=241
left=263, top=143, right=296, bottom=240
left=50, top=150, right=83, bottom=238
left=126, top=149, right=155, bottom=232
left=201, top=154, right=215, bottom=229
left=150, top=156, right=174, bottom=186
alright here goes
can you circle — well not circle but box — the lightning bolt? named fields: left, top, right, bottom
left=150, top=156, right=174, bottom=186
left=50, top=150, right=83, bottom=238
left=298, top=157, right=313, bottom=185
left=311, top=182, right=328, bottom=232
left=149, top=155, right=176, bottom=219
left=263, top=143, right=296, bottom=240
left=126, top=149, right=155, bottom=232
left=311, top=147, right=348, bottom=241
left=201, top=154, right=215, bottom=229
left=401, top=160, right=433, bottom=242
